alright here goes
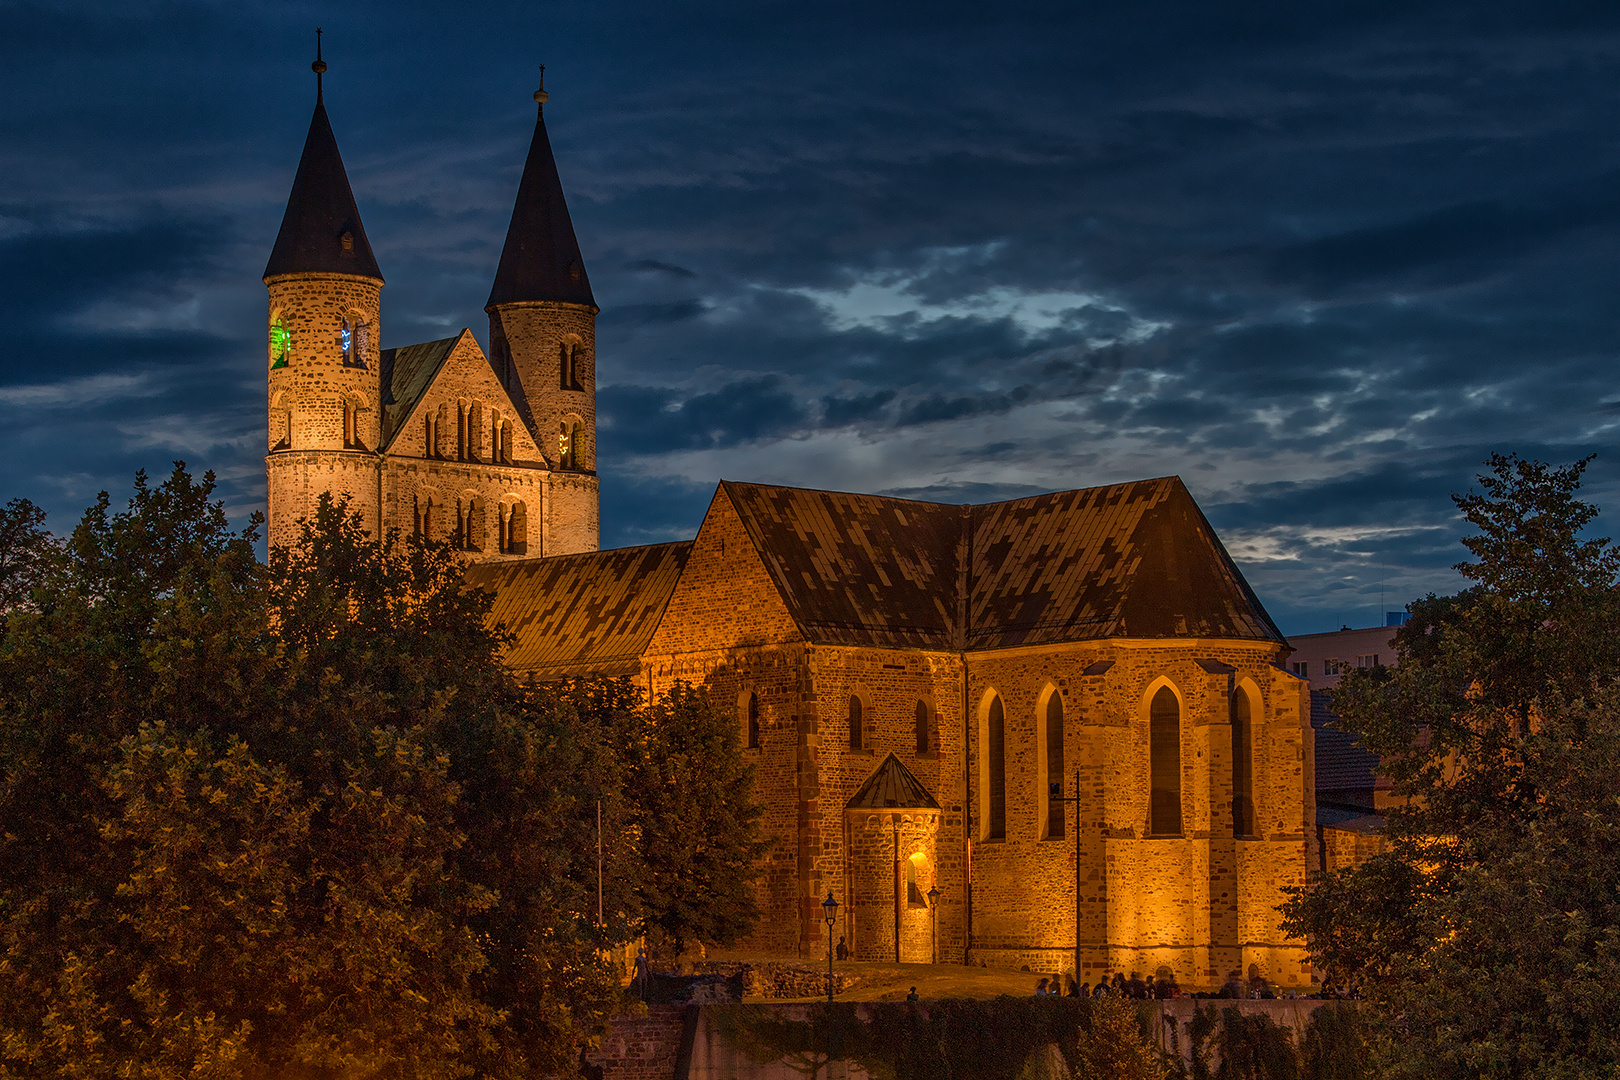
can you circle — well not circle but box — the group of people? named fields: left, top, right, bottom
left=1033, top=970, right=1181, bottom=999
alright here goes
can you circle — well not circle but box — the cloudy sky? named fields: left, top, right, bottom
left=2, top=1, right=1617, bottom=635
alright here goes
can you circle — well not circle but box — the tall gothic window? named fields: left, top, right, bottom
left=1232, top=686, right=1255, bottom=837
left=747, top=692, right=760, bottom=749
left=1046, top=692, right=1065, bottom=839
left=986, top=694, right=1006, bottom=840
left=915, top=700, right=930, bottom=755
left=848, top=696, right=863, bottom=752
left=1149, top=686, right=1182, bottom=835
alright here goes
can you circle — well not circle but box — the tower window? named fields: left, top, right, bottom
left=559, top=421, right=579, bottom=470
left=986, top=693, right=1006, bottom=840
left=1149, top=686, right=1182, bottom=835
left=342, top=398, right=360, bottom=449
left=747, top=692, right=760, bottom=749
left=848, top=695, right=863, bottom=752
left=340, top=318, right=353, bottom=366
left=1046, top=691, right=1065, bottom=839
left=915, top=700, right=930, bottom=755
left=269, top=318, right=291, bottom=369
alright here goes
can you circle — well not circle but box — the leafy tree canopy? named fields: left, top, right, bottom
left=1282, top=454, right=1620, bottom=1079
left=0, top=464, right=765, bottom=1079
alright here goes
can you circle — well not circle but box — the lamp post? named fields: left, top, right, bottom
left=822, top=892, right=840, bottom=1002
left=926, top=884, right=942, bottom=964
left=1049, top=767, right=1083, bottom=989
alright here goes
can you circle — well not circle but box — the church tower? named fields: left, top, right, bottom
left=486, top=75, right=600, bottom=552
left=264, top=45, right=384, bottom=547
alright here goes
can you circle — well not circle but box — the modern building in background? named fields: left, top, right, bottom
left=264, top=66, right=1319, bottom=988
left=1289, top=616, right=1409, bottom=871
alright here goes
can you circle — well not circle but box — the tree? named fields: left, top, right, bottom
left=0, top=468, right=768, bottom=1078
left=0, top=498, right=60, bottom=612
left=538, top=677, right=771, bottom=960
left=1281, top=454, right=1620, bottom=1079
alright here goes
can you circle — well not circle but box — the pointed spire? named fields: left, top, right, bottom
left=486, top=70, right=595, bottom=309
left=263, top=41, right=382, bottom=282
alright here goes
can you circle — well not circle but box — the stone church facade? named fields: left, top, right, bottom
left=267, top=73, right=1316, bottom=988
left=263, top=76, right=598, bottom=557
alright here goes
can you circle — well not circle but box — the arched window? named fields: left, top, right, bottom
left=848, top=696, right=863, bottom=752
left=1232, top=686, right=1255, bottom=837
left=559, top=421, right=578, bottom=470
left=498, top=419, right=513, bottom=464
left=342, top=398, right=358, bottom=449
left=456, top=402, right=468, bottom=461
left=340, top=317, right=354, bottom=366
left=1149, top=686, right=1182, bottom=835
left=414, top=493, right=436, bottom=541
left=464, top=496, right=485, bottom=552
left=467, top=402, right=483, bottom=462
left=354, top=321, right=369, bottom=369
left=499, top=500, right=527, bottom=556
left=915, top=700, right=930, bottom=755
left=1046, top=692, right=1065, bottom=839
left=269, top=316, right=291, bottom=369
left=747, top=692, right=760, bottom=749
left=986, top=694, right=1006, bottom=840
left=906, top=857, right=927, bottom=908
left=560, top=341, right=577, bottom=391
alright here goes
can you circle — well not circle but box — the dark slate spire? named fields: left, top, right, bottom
left=486, top=72, right=595, bottom=309
left=263, top=41, right=382, bottom=282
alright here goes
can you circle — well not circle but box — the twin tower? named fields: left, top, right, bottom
left=264, top=67, right=598, bottom=557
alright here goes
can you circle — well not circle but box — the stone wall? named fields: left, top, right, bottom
left=488, top=300, right=597, bottom=472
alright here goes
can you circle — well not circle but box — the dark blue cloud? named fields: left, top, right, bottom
left=3, top=0, right=1619, bottom=634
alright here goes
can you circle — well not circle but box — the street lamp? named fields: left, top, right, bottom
left=822, top=892, right=840, bottom=1001
left=1050, top=768, right=1083, bottom=990
left=926, top=885, right=942, bottom=964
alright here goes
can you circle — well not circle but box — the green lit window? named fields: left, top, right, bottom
left=270, top=319, right=292, bottom=370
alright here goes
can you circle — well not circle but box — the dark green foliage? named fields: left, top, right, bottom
left=0, top=468, right=767, bottom=1079
left=1297, top=1004, right=1370, bottom=1080
left=0, top=498, right=59, bottom=612
left=1174, top=1006, right=1363, bottom=1080
left=710, top=996, right=1166, bottom=1080
left=1281, top=454, right=1620, bottom=1079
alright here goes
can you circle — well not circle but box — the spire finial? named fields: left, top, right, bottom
left=534, top=64, right=548, bottom=107
left=312, top=28, right=327, bottom=98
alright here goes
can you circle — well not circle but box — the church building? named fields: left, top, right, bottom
left=265, top=62, right=1316, bottom=989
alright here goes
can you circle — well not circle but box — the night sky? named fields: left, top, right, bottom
left=3, top=2, right=1617, bottom=636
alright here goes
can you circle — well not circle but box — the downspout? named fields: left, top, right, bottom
left=958, top=505, right=973, bottom=965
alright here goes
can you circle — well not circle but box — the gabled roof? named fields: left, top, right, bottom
left=721, top=482, right=962, bottom=649
left=464, top=542, right=691, bottom=679
left=718, top=477, right=1285, bottom=650
left=846, top=753, right=941, bottom=810
left=379, top=335, right=458, bottom=447
left=265, top=97, right=382, bottom=281
left=486, top=102, right=596, bottom=309
left=967, top=478, right=1285, bottom=648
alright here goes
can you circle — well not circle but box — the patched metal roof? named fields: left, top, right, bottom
left=379, top=335, right=459, bottom=446
left=721, top=476, right=1284, bottom=650
left=967, top=479, right=1286, bottom=648
left=845, top=753, right=941, bottom=810
left=464, top=542, right=691, bottom=679
left=722, top=482, right=962, bottom=649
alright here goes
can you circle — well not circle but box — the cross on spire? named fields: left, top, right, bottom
left=312, top=27, right=327, bottom=99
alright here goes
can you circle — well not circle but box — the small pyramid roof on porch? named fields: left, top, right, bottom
left=845, top=753, right=940, bottom=811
